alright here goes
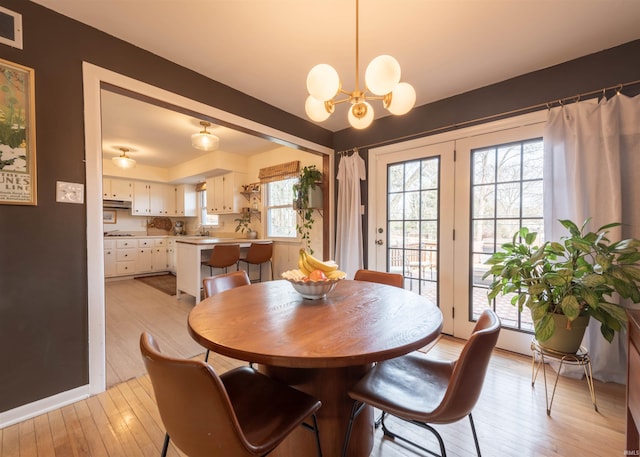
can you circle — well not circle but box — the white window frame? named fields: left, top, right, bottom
left=265, top=177, right=298, bottom=240
left=198, top=190, right=219, bottom=227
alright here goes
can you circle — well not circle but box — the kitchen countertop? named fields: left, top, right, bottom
left=175, top=237, right=271, bottom=245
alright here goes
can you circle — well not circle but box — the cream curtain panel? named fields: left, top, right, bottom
left=258, top=161, right=300, bottom=183
left=335, top=153, right=366, bottom=278
left=543, top=93, right=640, bottom=383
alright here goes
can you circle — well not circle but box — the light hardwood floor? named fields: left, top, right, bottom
left=105, top=279, right=203, bottom=387
left=0, top=279, right=627, bottom=456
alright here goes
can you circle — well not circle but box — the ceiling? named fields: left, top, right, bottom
left=100, top=90, right=281, bottom=169
left=33, top=0, right=640, bottom=167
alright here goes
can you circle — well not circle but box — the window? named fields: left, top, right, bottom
left=266, top=177, right=297, bottom=238
left=470, top=138, right=544, bottom=331
left=198, top=190, right=219, bottom=227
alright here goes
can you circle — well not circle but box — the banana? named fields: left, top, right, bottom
left=298, top=251, right=312, bottom=276
left=303, top=250, right=338, bottom=273
left=326, top=270, right=346, bottom=280
left=301, top=251, right=316, bottom=275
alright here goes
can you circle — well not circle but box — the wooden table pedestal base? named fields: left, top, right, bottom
left=262, top=364, right=374, bottom=457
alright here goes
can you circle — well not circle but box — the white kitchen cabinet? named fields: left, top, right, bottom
left=104, top=240, right=116, bottom=277
left=103, top=178, right=133, bottom=201
left=167, top=238, right=177, bottom=273
left=133, top=182, right=171, bottom=216
left=152, top=239, right=168, bottom=271
left=175, top=184, right=196, bottom=217
left=206, top=172, right=246, bottom=214
left=135, top=238, right=168, bottom=273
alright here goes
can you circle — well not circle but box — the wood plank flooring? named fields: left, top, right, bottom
left=0, top=279, right=627, bottom=456
left=105, top=279, right=203, bottom=387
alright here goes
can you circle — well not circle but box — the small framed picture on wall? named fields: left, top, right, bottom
left=103, top=210, right=117, bottom=224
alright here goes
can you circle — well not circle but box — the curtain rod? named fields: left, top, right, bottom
left=338, top=79, right=640, bottom=154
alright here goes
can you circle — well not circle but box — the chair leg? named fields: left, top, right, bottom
left=299, top=413, right=323, bottom=457
left=341, top=401, right=366, bottom=457
left=204, top=349, right=210, bottom=362
left=468, top=413, right=482, bottom=457
left=380, top=413, right=446, bottom=457
left=161, top=433, right=170, bottom=457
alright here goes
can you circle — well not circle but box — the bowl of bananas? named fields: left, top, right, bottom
left=281, top=250, right=347, bottom=299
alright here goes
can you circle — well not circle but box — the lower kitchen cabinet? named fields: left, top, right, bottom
left=106, top=237, right=171, bottom=278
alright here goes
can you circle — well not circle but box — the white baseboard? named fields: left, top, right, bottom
left=0, top=384, right=90, bottom=428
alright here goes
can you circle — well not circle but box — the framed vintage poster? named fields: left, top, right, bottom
left=0, top=58, right=36, bottom=205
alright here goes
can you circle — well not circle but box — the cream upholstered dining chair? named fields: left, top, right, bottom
left=201, top=243, right=240, bottom=276
left=238, top=242, right=273, bottom=282
left=353, top=269, right=404, bottom=288
left=201, top=270, right=251, bottom=362
left=140, top=332, right=323, bottom=457
left=341, top=309, right=500, bottom=457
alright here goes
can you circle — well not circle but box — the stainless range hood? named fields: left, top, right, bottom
left=103, top=199, right=132, bottom=209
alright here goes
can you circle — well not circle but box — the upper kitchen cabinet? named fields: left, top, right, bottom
left=205, top=172, right=246, bottom=214
left=103, top=178, right=133, bottom=201
left=175, top=184, right=197, bottom=217
left=133, top=182, right=171, bottom=216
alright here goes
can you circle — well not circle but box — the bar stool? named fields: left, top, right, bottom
left=201, top=244, right=240, bottom=276
left=238, top=242, right=273, bottom=282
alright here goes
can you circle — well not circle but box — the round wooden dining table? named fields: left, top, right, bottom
left=188, top=279, right=443, bottom=457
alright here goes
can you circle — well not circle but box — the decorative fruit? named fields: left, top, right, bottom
left=308, top=269, right=328, bottom=281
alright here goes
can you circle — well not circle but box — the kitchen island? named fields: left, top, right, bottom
left=175, top=237, right=272, bottom=303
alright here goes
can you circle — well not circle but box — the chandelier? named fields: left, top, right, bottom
left=191, top=121, right=219, bottom=151
left=112, top=147, right=136, bottom=169
left=304, top=0, right=416, bottom=129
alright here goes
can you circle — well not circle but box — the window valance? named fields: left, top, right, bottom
left=258, top=160, right=300, bottom=183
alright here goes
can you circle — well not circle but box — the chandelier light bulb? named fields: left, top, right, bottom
left=385, top=82, right=417, bottom=115
left=305, top=95, right=332, bottom=122
left=365, top=55, right=401, bottom=96
left=307, top=64, right=341, bottom=101
left=348, top=101, right=374, bottom=129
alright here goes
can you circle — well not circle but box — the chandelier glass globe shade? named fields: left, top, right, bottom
left=348, top=101, right=374, bottom=129
left=305, top=96, right=332, bottom=122
left=365, top=55, right=401, bottom=96
left=306, top=64, right=340, bottom=101
left=386, top=82, right=417, bottom=115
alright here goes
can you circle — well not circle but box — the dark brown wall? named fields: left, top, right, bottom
left=0, top=0, right=331, bottom=413
left=333, top=39, right=640, bottom=267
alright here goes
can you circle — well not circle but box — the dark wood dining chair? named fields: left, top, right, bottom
left=341, top=309, right=500, bottom=457
left=201, top=243, right=240, bottom=276
left=202, top=270, right=251, bottom=362
left=140, top=332, right=323, bottom=457
left=353, top=269, right=403, bottom=288
left=238, top=242, right=273, bottom=282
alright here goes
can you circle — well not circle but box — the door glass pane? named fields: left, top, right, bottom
left=470, top=138, right=543, bottom=332
left=386, top=157, right=440, bottom=299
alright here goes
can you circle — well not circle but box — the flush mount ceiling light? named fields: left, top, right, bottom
left=305, top=0, right=416, bottom=129
left=112, top=147, right=136, bottom=169
left=191, top=121, right=220, bottom=151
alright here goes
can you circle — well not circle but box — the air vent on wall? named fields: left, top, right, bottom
left=0, top=6, right=22, bottom=50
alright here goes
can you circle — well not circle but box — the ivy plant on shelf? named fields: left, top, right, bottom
left=293, top=165, right=323, bottom=254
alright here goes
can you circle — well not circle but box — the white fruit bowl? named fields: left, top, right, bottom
left=286, top=278, right=341, bottom=300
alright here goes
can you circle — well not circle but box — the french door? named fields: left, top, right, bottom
left=368, top=113, right=547, bottom=354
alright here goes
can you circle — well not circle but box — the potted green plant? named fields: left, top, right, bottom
left=484, top=219, right=640, bottom=352
left=293, top=165, right=323, bottom=254
left=234, top=212, right=257, bottom=239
